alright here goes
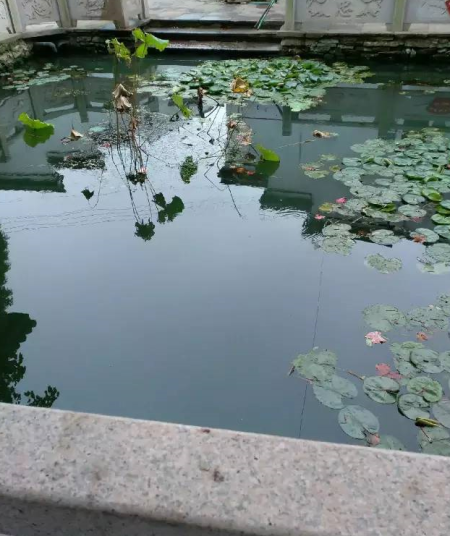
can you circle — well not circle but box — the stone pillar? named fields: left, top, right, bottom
left=5, top=0, right=24, bottom=33
left=392, top=0, right=407, bottom=31
left=282, top=0, right=295, bottom=31
left=55, top=0, right=73, bottom=28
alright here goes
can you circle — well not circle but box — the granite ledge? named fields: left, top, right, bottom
left=0, top=404, right=449, bottom=536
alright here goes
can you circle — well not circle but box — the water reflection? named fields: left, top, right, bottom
left=0, top=230, right=59, bottom=406
left=1, top=59, right=450, bottom=446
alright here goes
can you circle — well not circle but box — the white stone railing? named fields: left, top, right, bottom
left=284, top=0, right=450, bottom=31
left=0, top=0, right=148, bottom=33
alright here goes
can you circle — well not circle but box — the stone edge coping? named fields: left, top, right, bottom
left=0, top=404, right=449, bottom=536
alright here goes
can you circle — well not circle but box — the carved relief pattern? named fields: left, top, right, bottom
left=82, top=0, right=107, bottom=16
left=0, top=0, right=9, bottom=20
left=306, top=0, right=384, bottom=19
left=418, top=0, right=447, bottom=17
left=20, top=0, right=57, bottom=22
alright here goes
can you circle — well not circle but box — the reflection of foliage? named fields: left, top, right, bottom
left=25, top=387, right=60, bottom=408
left=290, top=293, right=450, bottom=456
left=0, top=230, right=59, bottom=407
left=135, top=220, right=155, bottom=241
left=180, top=156, right=198, bottom=184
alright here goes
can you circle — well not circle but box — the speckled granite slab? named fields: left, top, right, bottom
left=0, top=404, right=449, bottom=536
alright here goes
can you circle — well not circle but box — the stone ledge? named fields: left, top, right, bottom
left=0, top=404, right=449, bottom=536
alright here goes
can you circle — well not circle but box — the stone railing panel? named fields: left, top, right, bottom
left=68, top=0, right=144, bottom=27
left=405, top=0, right=450, bottom=23
left=295, top=0, right=396, bottom=27
left=17, top=0, right=60, bottom=25
left=0, top=0, right=13, bottom=33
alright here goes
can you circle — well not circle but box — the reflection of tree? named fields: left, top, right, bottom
left=0, top=230, right=59, bottom=407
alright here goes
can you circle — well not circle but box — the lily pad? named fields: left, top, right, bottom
left=322, top=236, right=355, bottom=256
left=398, top=205, right=427, bottom=218
left=423, top=243, right=450, bottom=264
left=433, top=400, right=450, bottom=428
left=432, top=214, right=450, bottom=225
left=422, top=187, right=443, bottom=202
left=363, top=304, right=406, bottom=332
left=410, top=229, right=440, bottom=244
left=407, top=306, right=449, bottom=331
left=407, top=376, right=443, bottom=402
left=410, top=348, right=443, bottom=374
left=398, top=393, right=430, bottom=420
left=436, top=294, right=450, bottom=315
left=322, top=223, right=352, bottom=237
left=368, top=229, right=400, bottom=246
left=304, top=169, right=328, bottom=179
left=338, top=405, right=380, bottom=439
left=363, top=376, right=400, bottom=404
left=312, top=375, right=358, bottom=409
left=440, top=352, right=450, bottom=372
left=375, top=435, right=406, bottom=451
left=403, top=193, right=425, bottom=205
left=293, top=348, right=337, bottom=382
left=418, top=426, right=450, bottom=449
left=365, top=254, right=402, bottom=274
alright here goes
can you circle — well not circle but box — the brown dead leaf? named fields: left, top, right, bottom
left=231, top=77, right=249, bottom=94
left=112, top=83, right=131, bottom=99
left=313, top=130, right=337, bottom=139
left=416, top=332, right=429, bottom=341
left=70, top=129, right=83, bottom=141
left=413, top=234, right=426, bottom=244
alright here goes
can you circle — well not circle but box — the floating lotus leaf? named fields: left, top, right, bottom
left=375, top=435, right=406, bottom=451
left=322, top=236, right=355, bottom=256
left=398, top=205, right=427, bottom=218
left=363, top=376, right=400, bottom=404
left=410, top=229, right=440, bottom=244
left=440, top=200, right=450, bottom=210
left=436, top=294, right=450, bottom=315
left=434, top=225, right=450, bottom=240
left=398, top=394, right=430, bottom=420
left=365, top=253, right=402, bottom=274
left=403, top=193, right=426, bottom=205
left=304, top=169, right=328, bottom=179
left=418, top=426, right=450, bottom=449
left=422, top=188, right=443, bottom=202
left=363, top=304, right=406, bottom=332
left=441, top=352, right=450, bottom=372
left=422, top=243, right=450, bottom=264
left=312, top=375, right=358, bottom=409
left=433, top=399, right=450, bottom=428
left=342, top=157, right=361, bottom=167
left=407, top=376, right=443, bottom=402
left=432, top=214, right=450, bottom=225
left=338, top=405, right=380, bottom=439
left=369, top=229, right=401, bottom=246
left=322, top=223, right=352, bottom=237
left=410, top=348, right=443, bottom=374
left=292, top=348, right=337, bottom=382
left=418, top=262, right=450, bottom=275
left=375, top=179, right=392, bottom=187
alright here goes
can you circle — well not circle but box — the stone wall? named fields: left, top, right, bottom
left=0, top=39, right=31, bottom=72
left=281, top=33, right=450, bottom=60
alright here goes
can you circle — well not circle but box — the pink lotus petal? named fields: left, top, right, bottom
left=366, top=433, right=381, bottom=447
left=375, top=363, right=391, bottom=376
left=336, top=197, right=347, bottom=204
left=416, top=332, right=429, bottom=341
left=315, top=214, right=325, bottom=220
left=365, top=331, right=387, bottom=346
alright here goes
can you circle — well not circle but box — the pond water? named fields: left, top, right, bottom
left=2, top=54, right=450, bottom=455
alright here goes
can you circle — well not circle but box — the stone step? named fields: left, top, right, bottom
left=167, top=39, right=281, bottom=53
left=144, top=27, right=282, bottom=43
